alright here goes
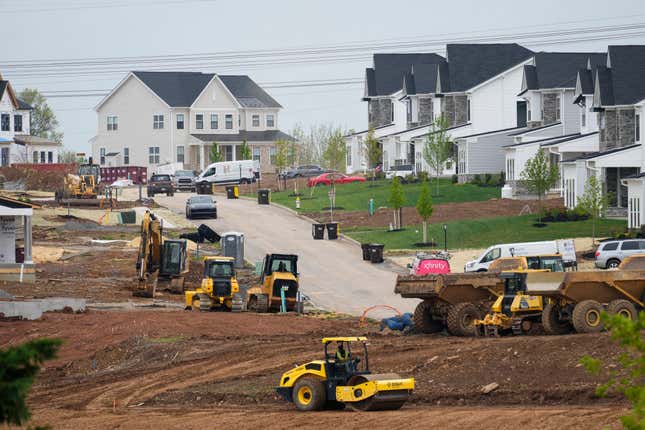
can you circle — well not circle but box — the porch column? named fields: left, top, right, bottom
left=200, top=144, right=205, bottom=171
left=23, top=215, right=32, bottom=264
left=232, top=144, right=237, bottom=161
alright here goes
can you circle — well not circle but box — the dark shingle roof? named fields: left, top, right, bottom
left=540, top=131, right=598, bottom=147
left=605, top=45, right=645, bottom=105
left=595, top=66, right=615, bottom=106
left=442, top=44, right=534, bottom=92
left=577, top=68, right=595, bottom=95
left=0, top=81, right=7, bottom=101
left=503, top=133, right=579, bottom=148
left=219, top=75, right=281, bottom=108
left=529, top=52, right=606, bottom=90
left=403, top=63, right=440, bottom=96
left=191, top=130, right=295, bottom=143
left=521, top=65, right=538, bottom=93
left=17, top=98, right=33, bottom=110
left=507, top=122, right=561, bottom=136
left=367, top=53, right=445, bottom=97
left=133, top=71, right=214, bottom=107
left=132, top=72, right=281, bottom=108
left=574, top=143, right=640, bottom=160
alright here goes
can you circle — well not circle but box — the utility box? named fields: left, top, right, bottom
left=221, top=231, right=245, bottom=268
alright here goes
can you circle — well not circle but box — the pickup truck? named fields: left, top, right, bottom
left=147, top=174, right=175, bottom=197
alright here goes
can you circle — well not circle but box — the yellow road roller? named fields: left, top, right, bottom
left=276, top=337, right=414, bottom=411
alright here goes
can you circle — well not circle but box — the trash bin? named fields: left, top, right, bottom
left=197, top=181, right=213, bottom=195
left=361, top=243, right=371, bottom=261
left=258, top=189, right=270, bottom=205
left=326, top=222, right=339, bottom=240
left=226, top=185, right=239, bottom=199
left=198, top=224, right=221, bottom=243
left=369, top=244, right=385, bottom=264
left=312, top=223, right=325, bottom=240
left=221, top=231, right=245, bottom=268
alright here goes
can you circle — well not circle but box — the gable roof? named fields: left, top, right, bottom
left=440, top=44, right=534, bottom=93
left=521, top=52, right=606, bottom=94
left=218, top=75, right=281, bottom=108
left=403, top=63, right=440, bottom=96
left=0, top=80, right=19, bottom=108
left=365, top=53, right=445, bottom=98
left=605, top=45, right=645, bottom=105
left=17, top=98, right=33, bottom=110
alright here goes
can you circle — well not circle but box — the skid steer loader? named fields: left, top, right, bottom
left=184, top=256, right=243, bottom=312
left=246, top=253, right=299, bottom=312
left=276, top=337, right=414, bottom=412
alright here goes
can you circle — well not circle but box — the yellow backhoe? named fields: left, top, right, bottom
left=56, top=158, right=104, bottom=206
left=135, top=210, right=189, bottom=297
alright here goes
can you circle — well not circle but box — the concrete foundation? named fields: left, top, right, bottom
left=0, top=297, right=86, bottom=320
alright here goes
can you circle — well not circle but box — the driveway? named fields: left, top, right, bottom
left=155, top=193, right=417, bottom=317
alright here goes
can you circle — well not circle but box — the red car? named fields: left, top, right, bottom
left=307, top=172, right=366, bottom=187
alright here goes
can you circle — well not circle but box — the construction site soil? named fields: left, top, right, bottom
left=306, top=198, right=565, bottom=228
left=0, top=219, right=630, bottom=429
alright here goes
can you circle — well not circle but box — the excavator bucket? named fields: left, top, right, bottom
left=524, top=271, right=566, bottom=295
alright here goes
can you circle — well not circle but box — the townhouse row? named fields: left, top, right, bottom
left=345, top=44, right=645, bottom=227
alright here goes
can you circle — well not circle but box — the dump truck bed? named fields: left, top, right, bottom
left=395, top=272, right=503, bottom=305
left=525, top=270, right=645, bottom=306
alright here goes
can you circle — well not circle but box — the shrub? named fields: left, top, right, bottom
left=417, top=171, right=429, bottom=182
left=472, top=174, right=482, bottom=185
left=484, top=173, right=492, bottom=186
left=404, top=173, right=417, bottom=184
left=498, top=170, right=506, bottom=187
left=451, top=174, right=458, bottom=184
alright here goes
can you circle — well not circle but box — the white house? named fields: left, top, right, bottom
left=92, top=71, right=294, bottom=174
left=0, top=75, right=38, bottom=167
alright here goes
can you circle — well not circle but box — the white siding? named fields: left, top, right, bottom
left=562, top=89, right=581, bottom=135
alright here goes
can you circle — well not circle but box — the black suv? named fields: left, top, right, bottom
left=147, top=174, right=175, bottom=197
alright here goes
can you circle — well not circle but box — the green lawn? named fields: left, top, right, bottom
left=344, top=215, right=627, bottom=250
left=267, top=179, right=500, bottom=212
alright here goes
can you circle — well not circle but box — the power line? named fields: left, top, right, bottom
left=2, top=0, right=217, bottom=14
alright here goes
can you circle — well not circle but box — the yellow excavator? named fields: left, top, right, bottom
left=246, top=253, right=299, bottom=312
left=184, top=256, right=244, bottom=311
left=277, top=337, right=414, bottom=412
left=475, top=255, right=565, bottom=336
left=135, top=210, right=189, bottom=297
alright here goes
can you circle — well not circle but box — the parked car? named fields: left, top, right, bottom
left=174, top=170, right=196, bottom=192
left=595, top=239, right=645, bottom=269
left=186, top=195, right=217, bottom=219
left=281, top=165, right=326, bottom=178
left=307, top=172, right=366, bottom=187
left=147, top=174, right=174, bottom=197
left=385, top=164, right=416, bottom=182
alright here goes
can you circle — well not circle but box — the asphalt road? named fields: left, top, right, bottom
left=156, top=193, right=417, bottom=317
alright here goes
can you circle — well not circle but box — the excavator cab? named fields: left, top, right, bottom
left=159, top=240, right=188, bottom=278
left=276, top=337, right=414, bottom=412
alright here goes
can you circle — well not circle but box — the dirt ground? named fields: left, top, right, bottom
left=306, top=198, right=564, bottom=228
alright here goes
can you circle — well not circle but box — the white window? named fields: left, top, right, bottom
left=252, top=147, right=261, bottom=162
left=149, top=146, right=160, bottom=164
left=210, top=114, right=218, bottom=129
left=266, top=114, right=275, bottom=128
left=581, top=107, right=586, bottom=128
left=555, top=95, right=561, bottom=121
left=153, top=114, right=164, bottom=129
left=636, top=114, right=641, bottom=142
left=48, top=152, right=53, bottom=163
left=100, top=147, right=106, bottom=165
left=32, top=151, right=38, bottom=163
left=107, top=115, right=118, bottom=131
left=40, top=151, right=46, bottom=163
left=346, top=145, right=352, bottom=166
left=14, top=114, right=22, bottom=132
left=177, top=145, right=184, bottom=163
left=196, top=114, right=204, bottom=130
left=225, top=114, right=233, bottom=129
left=252, top=114, right=260, bottom=127
left=176, top=113, right=184, bottom=130
left=123, top=147, right=129, bottom=165
left=270, top=147, right=276, bottom=165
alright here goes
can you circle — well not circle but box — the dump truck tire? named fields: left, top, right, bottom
left=413, top=300, right=443, bottom=334
left=607, top=299, right=637, bottom=320
left=572, top=300, right=604, bottom=333
left=293, top=377, right=326, bottom=412
left=446, top=303, right=482, bottom=336
left=541, top=302, right=572, bottom=335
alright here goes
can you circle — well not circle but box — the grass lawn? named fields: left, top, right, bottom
left=344, top=215, right=627, bottom=250
left=267, top=179, right=500, bottom=212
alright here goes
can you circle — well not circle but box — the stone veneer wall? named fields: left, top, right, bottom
left=418, top=97, right=434, bottom=125
left=599, top=108, right=635, bottom=151
left=440, top=95, right=468, bottom=127
left=542, top=93, right=559, bottom=125
left=368, top=98, right=392, bottom=128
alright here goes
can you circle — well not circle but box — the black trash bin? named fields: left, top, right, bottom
left=361, top=243, right=371, bottom=261
left=326, top=222, right=339, bottom=240
left=369, top=244, right=385, bottom=264
left=257, top=189, right=270, bottom=205
left=312, top=223, right=325, bottom=240
left=225, top=185, right=238, bottom=199
left=197, top=181, right=212, bottom=195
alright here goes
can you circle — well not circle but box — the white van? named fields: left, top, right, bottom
left=464, top=239, right=576, bottom=272
left=196, top=160, right=259, bottom=185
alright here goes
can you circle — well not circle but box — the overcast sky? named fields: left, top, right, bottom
left=2, top=0, right=645, bottom=153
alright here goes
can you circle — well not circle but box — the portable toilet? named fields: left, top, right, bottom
left=221, top=232, right=245, bottom=268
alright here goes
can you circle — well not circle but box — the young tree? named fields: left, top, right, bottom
left=209, top=143, right=222, bottom=163
left=363, top=127, right=382, bottom=181
left=577, top=174, right=609, bottom=245
left=416, top=181, right=433, bottom=243
left=581, top=311, right=645, bottom=429
left=520, top=148, right=559, bottom=223
left=422, top=116, right=453, bottom=196
left=323, top=130, right=347, bottom=172
left=389, top=176, right=406, bottom=229
left=0, top=338, right=62, bottom=426
left=18, top=88, right=64, bottom=143
left=273, top=139, right=290, bottom=190
left=239, top=140, right=251, bottom=160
